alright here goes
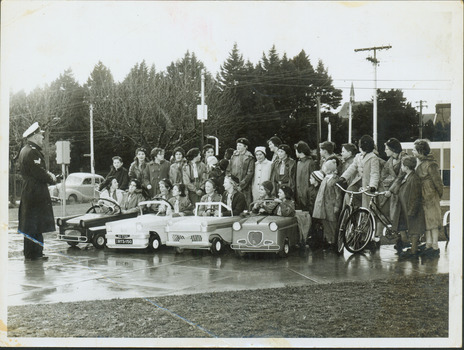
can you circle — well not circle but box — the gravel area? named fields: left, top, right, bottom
left=7, top=273, right=448, bottom=338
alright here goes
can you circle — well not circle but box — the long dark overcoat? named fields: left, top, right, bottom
left=397, top=171, right=426, bottom=236
left=18, top=141, right=55, bottom=235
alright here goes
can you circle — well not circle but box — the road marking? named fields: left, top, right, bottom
left=286, top=268, right=320, bottom=283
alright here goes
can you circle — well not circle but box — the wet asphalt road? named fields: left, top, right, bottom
left=7, top=222, right=450, bottom=306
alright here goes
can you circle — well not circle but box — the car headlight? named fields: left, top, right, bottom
left=106, top=224, right=112, bottom=232
left=79, top=220, right=85, bottom=228
left=269, top=222, right=278, bottom=232
left=136, top=222, right=143, bottom=231
left=232, top=222, right=241, bottom=231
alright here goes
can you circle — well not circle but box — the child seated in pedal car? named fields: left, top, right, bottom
left=388, top=156, right=426, bottom=258
left=252, top=180, right=278, bottom=215
left=274, top=185, right=296, bottom=217
left=312, top=156, right=342, bottom=250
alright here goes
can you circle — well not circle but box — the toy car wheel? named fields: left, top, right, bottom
left=67, top=241, right=79, bottom=247
left=92, top=232, right=106, bottom=249
left=148, top=234, right=161, bottom=252
left=175, top=247, right=184, bottom=254
left=210, top=237, right=223, bottom=255
left=279, top=239, right=290, bottom=257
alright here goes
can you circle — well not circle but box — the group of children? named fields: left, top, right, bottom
left=96, top=134, right=444, bottom=259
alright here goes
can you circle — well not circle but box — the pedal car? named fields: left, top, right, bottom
left=165, top=202, right=236, bottom=254
left=231, top=200, right=309, bottom=257
left=56, top=198, right=138, bottom=249
left=105, top=199, right=185, bottom=251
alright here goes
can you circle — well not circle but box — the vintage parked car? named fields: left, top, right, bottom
left=49, top=172, right=104, bottom=203
left=165, top=202, right=236, bottom=254
left=56, top=197, right=138, bottom=249
left=105, top=199, right=185, bottom=251
left=231, top=200, right=308, bottom=257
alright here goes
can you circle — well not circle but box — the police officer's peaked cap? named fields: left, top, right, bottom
left=23, top=122, right=44, bottom=138
left=236, top=137, right=250, bottom=148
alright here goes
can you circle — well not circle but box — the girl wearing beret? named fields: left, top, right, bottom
left=275, top=185, right=296, bottom=217
left=294, top=141, right=316, bottom=211
left=252, top=180, right=278, bottom=215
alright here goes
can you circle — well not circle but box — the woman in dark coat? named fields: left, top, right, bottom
left=271, top=144, right=296, bottom=197
left=18, top=123, right=56, bottom=261
left=413, top=139, right=444, bottom=257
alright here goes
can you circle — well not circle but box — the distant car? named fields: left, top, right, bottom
left=230, top=200, right=304, bottom=257
left=105, top=199, right=186, bottom=251
left=165, top=202, right=237, bottom=254
left=56, top=198, right=138, bottom=249
left=49, top=172, right=104, bottom=203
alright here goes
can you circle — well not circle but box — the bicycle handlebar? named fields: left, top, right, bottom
left=362, top=190, right=388, bottom=197
left=335, top=183, right=366, bottom=195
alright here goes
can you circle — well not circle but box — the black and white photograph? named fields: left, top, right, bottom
left=1, top=1, right=462, bottom=347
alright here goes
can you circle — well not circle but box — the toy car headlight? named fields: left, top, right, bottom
left=269, top=222, right=278, bottom=232
left=79, top=220, right=85, bottom=228
left=136, top=222, right=143, bottom=231
left=106, top=223, right=112, bottom=232
left=57, top=218, right=63, bottom=226
left=233, top=222, right=241, bottom=231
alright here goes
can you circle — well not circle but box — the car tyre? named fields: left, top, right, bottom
left=92, top=232, right=106, bottom=249
left=148, top=234, right=161, bottom=252
left=68, top=194, right=78, bottom=205
left=279, top=239, right=290, bottom=258
left=67, top=241, right=79, bottom=247
left=210, top=237, right=223, bottom=255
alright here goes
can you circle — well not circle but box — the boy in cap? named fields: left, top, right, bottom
left=226, top=137, right=255, bottom=207
left=251, top=146, right=272, bottom=202
left=18, top=122, right=57, bottom=261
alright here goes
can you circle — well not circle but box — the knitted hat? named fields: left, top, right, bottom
left=385, top=138, right=402, bottom=154
left=207, top=155, right=218, bottom=166
left=254, top=146, right=266, bottom=156
left=261, top=180, right=273, bottom=194
left=311, top=170, right=325, bottom=184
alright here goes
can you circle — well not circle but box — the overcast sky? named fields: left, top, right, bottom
left=1, top=1, right=463, bottom=114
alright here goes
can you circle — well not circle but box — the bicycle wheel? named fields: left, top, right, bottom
left=344, top=208, right=374, bottom=253
left=335, top=206, right=351, bottom=254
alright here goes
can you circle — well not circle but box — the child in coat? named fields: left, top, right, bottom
left=275, top=185, right=296, bottom=217
left=307, top=170, right=325, bottom=248
left=393, top=156, right=426, bottom=258
left=312, top=156, right=342, bottom=249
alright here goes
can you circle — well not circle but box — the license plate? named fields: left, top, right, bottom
left=115, top=239, right=133, bottom=244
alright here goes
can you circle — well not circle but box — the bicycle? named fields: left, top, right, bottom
left=340, top=188, right=397, bottom=253
left=335, top=184, right=365, bottom=255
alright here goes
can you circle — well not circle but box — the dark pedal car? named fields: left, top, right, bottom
left=231, top=200, right=309, bottom=257
left=56, top=198, right=138, bottom=249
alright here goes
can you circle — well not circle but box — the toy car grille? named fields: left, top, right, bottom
left=64, top=229, right=82, bottom=237
left=172, top=234, right=185, bottom=242
left=248, top=231, right=263, bottom=246
left=191, top=235, right=203, bottom=242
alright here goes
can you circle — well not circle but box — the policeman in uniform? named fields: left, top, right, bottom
left=18, top=122, right=57, bottom=261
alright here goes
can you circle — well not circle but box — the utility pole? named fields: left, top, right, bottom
left=415, top=100, right=427, bottom=139
left=197, top=69, right=207, bottom=150
left=90, top=103, right=96, bottom=198
left=355, top=45, right=392, bottom=146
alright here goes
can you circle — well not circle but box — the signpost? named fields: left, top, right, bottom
left=55, top=140, right=71, bottom=216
